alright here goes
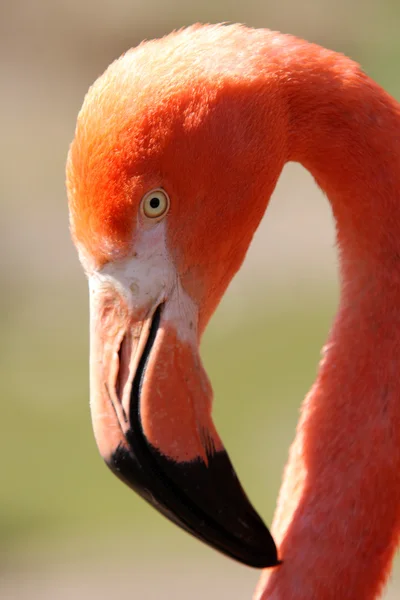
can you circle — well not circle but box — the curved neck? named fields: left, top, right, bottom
left=257, top=47, right=400, bottom=600
left=288, top=56, right=400, bottom=270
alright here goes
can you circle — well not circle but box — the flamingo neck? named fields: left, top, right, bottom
left=257, top=48, right=400, bottom=600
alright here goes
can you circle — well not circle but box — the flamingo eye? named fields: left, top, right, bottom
left=141, top=189, right=170, bottom=220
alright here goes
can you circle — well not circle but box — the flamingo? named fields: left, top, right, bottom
left=66, top=24, right=400, bottom=599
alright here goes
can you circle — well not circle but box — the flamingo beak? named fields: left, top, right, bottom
left=89, top=279, right=279, bottom=569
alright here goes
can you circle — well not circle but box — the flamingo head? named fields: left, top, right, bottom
left=67, top=25, right=285, bottom=568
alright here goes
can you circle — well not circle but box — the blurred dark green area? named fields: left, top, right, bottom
left=2, top=1, right=400, bottom=597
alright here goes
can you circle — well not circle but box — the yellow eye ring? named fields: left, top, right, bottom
left=141, top=188, right=170, bottom=220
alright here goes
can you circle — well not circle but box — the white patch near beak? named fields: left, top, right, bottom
left=88, top=219, right=198, bottom=344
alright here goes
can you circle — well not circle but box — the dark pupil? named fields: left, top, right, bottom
left=149, top=197, right=160, bottom=209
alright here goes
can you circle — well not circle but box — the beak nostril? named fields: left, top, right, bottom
left=116, top=333, right=130, bottom=406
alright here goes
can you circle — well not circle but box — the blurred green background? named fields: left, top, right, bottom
left=2, top=1, right=400, bottom=598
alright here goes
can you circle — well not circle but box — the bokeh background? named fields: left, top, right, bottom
left=2, top=1, right=400, bottom=598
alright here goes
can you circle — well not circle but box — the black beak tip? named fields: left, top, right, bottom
left=108, top=436, right=280, bottom=569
